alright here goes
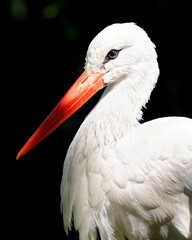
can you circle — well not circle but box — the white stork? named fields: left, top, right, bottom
left=17, top=23, right=192, bottom=240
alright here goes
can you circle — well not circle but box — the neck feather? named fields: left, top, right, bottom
left=78, top=58, right=159, bottom=148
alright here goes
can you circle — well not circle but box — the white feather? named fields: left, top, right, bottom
left=60, top=23, right=192, bottom=240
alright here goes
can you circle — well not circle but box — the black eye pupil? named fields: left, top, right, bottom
left=108, top=49, right=119, bottom=59
left=102, top=49, right=121, bottom=65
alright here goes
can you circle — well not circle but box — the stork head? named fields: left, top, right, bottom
left=85, top=22, right=159, bottom=85
left=16, top=23, right=159, bottom=159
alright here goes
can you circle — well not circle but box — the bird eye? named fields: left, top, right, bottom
left=107, top=49, right=120, bottom=60
left=101, top=49, right=122, bottom=68
left=102, top=49, right=121, bottom=66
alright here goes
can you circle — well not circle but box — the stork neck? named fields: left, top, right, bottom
left=81, top=81, right=140, bottom=148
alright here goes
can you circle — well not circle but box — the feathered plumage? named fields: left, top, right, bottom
left=60, top=23, right=192, bottom=240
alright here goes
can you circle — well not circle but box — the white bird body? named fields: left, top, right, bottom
left=60, top=23, right=192, bottom=240
left=17, top=23, right=192, bottom=240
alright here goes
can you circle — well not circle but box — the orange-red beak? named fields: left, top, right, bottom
left=16, top=69, right=105, bottom=159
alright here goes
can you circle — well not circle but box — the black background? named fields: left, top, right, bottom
left=6, top=0, right=191, bottom=239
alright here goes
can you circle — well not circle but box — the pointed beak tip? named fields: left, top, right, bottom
left=16, top=70, right=105, bottom=159
left=16, top=152, right=22, bottom=160
left=16, top=147, right=27, bottom=160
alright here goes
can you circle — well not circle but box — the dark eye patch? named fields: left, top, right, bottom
left=103, top=49, right=121, bottom=64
